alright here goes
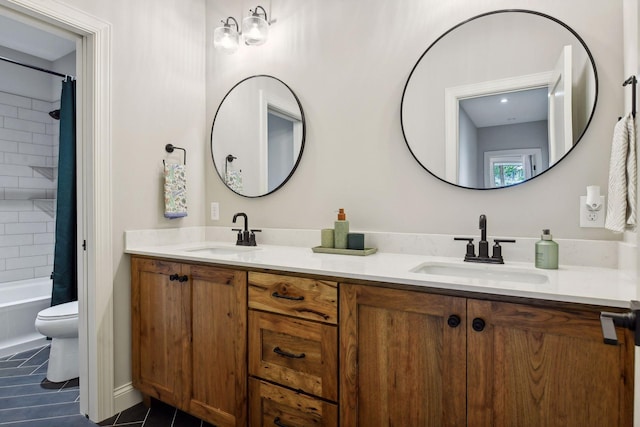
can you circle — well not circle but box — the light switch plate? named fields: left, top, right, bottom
left=579, top=196, right=605, bottom=228
left=210, top=202, right=220, bottom=221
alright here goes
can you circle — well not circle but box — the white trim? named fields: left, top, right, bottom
left=483, top=148, right=543, bottom=188
left=0, top=0, right=114, bottom=422
left=113, top=382, right=142, bottom=414
left=258, top=89, right=268, bottom=194
left=444, top=71, right=553, bottom=183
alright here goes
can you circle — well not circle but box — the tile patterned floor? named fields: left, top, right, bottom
left=0, top=346, right=212, bottom=427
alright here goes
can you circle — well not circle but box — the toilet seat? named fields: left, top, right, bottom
left=37, top=301, right=78, bottom=321
left=35, top=301, right=78, bottom=339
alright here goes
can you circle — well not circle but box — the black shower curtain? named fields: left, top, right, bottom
left=51, top=77, right=77, bottom=307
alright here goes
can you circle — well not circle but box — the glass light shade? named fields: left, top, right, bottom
left=242, top=15, right=269, bottom=45
left=213, top=26, right=239, bottom=53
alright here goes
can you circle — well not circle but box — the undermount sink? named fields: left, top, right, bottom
left=185, top=245, right=261, bottom=255
left=410, top=261, right=548, bottom=284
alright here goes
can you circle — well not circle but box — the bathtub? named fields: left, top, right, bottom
left=0, top=278, right=52, bottom=357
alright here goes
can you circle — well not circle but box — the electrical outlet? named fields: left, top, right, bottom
left=579, top=196, right=605, bottom=228
left=210, top=202, right=220, bottom=221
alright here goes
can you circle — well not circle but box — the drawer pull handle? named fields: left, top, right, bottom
left=273, top=417, right=292, bottom=427
left=272, top=292, right=305, bottom=301
left=273, top=346, right=306, bottom=359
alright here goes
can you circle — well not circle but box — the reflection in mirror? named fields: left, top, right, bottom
left=401, top=10, right=597, bottom=189
left=211, top=75, right=305, bottom=197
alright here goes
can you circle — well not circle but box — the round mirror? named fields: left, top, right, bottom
left=211, top=75, right=306, bottom=197
left=401, top=10, right=598, bottom=190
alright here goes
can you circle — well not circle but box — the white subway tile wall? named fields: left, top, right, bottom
left=0, top=90, right=58, bottom=283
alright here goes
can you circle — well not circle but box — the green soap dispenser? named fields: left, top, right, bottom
left=535, top=229, right=558, bottom=269
left=334, top=208, right=349, bottom=249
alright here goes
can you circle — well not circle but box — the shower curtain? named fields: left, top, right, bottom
left=51, top=77, right=77, bottom=307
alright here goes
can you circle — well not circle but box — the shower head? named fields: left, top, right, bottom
left=49, top=109, right=60, bottom=120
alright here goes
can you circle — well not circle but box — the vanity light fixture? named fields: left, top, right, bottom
left=242, top=6, right=269, bottom=46
left=213, top=17, right=241, bottom=54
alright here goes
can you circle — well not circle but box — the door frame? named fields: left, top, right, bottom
left=0, top=0, right=113, bottom=422
left=444, top=71, right=552, bottom=183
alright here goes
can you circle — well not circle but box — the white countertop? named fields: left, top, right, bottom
left=125, top=240, right=637, bottom=308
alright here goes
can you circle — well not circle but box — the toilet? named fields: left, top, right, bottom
left=34, top=301, right=79, bottom=382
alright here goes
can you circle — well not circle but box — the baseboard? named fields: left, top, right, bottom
left=113, top=382, right=142, bottom=414
left=0, top=336, right=48, bottom=358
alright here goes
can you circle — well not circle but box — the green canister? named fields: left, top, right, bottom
left=535, top=229, right=558, bottom=269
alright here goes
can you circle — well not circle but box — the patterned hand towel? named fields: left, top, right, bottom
left=225, top=169, right=243, bottom=193
left=164, top=163, right=188, bottom=219
left=605, top=113, right=636, bottom=232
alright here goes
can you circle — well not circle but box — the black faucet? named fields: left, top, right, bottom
left=232, top=212, right=261, bottom=246
left=454, top=214, right=515, bottom=264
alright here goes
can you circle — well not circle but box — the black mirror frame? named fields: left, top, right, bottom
left=400, top=9, right=599, bottom=190
left=210, top=74, right=306, bottom=198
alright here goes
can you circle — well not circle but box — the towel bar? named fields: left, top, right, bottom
left=165, top=144, right=186, bottom=164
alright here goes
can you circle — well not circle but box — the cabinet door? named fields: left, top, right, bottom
left=467, top=299, right=634, bottom=427
left=185, top=264, right=247, bottom=427
left=340, top=284, right=467, bottom=427
left=131, top=257, right=189, bottom=408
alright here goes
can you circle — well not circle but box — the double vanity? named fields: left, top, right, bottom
left=126, top=227, right=636, bottom=426
left=146, top=6, right=628, bottom=424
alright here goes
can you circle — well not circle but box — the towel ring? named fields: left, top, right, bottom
left=165, top=144, right=186, bottom=165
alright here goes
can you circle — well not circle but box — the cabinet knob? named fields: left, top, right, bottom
left=169, top=274, right=179, bottom=281
left=472, top=317, right=486, bottom=332
left=447, top=314, right=461, bottom=328
left=178, top=275, right=188, bottom=282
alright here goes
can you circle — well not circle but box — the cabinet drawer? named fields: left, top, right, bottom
left=248, top=272, right=337, bottom=324
left=249, top=378, right=337, bottom=427
left=249, top=310, right=338, bottom=401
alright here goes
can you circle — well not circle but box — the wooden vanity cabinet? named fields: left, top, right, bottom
left=340, top=283, right=634, bottom=427
left=131, top=256, right=247, bottom=427
left=248, top=271, right=339, bottom=426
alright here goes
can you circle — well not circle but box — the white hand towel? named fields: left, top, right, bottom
left=605, top=113, right=636, bottom=232
left=164, top=162, right=188, bottom=219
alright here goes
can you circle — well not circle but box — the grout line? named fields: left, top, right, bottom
left=29, top=358, right=48, bottom=375
left=58, top=379, right=70, bottom=392
left=17, top=346, right=47, bottom=368
left=140, top=406, right=150, bottom=426
left=169, top=408, right=177, bottom=427
left=0, top=365, right=40, bottom=375
left=0, top=387, right=75, bottom=400
left=0, top=413, right=87, bottom=425
left=0, top=395, right=79, bottom=410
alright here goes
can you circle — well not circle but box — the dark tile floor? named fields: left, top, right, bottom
left=0, top=346, right=212, bottom=427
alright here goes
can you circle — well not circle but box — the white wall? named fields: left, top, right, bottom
left=43, top=0, right=207, bottom=389
left=206, top=0, right=624, bottom=242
